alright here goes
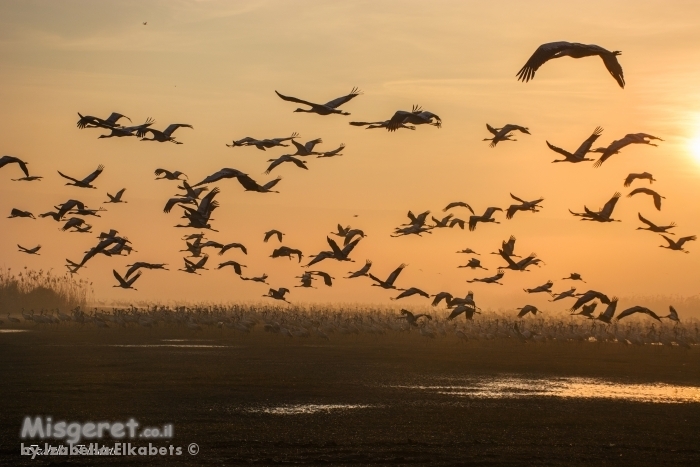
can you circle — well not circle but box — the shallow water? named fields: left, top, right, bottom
left=397, top=375, right=700, bottom=404
left=245, top=404, right=374, bottom=415
left=0, top=329, right=30, bottom=333
left=109, top=344, right=232, bottom=348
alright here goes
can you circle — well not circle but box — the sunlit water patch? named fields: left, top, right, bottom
left=109, top=344, right=231, bottom=348
left=246, top=404, right=374, bottom=415
left=397, top=376, right=700, bottom=404
left=0, top=329, right=31, bottom=333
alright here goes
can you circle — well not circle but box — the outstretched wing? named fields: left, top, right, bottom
left=600, top=53, right=625, bottom=89
left=545, top=141, right=572, bottom=158
left=516, top=41, right=572, bottom=82
left=324, top=87, right=362, bottom=109
left=82, top=165, right=105, bottom=184
left=163, top=123, right=193, bottom=137
left=275, top=90, right=317, bottom=107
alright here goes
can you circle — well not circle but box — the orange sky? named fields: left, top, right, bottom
left=1, top=0, right=699, bottom=311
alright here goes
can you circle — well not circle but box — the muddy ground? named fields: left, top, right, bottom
left=1, top=327, right=699, bottom=466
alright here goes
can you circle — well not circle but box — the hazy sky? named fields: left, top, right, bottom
left=1, top=0, right=699, bottom=310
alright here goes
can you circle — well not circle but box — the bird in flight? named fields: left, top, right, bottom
left=1, top=155, right=31, bottom=179
left=113, top=269, right=141, bottom=290
left=263, top=288, right=291, bottom=303
left=624, top=172, right=656, bottom=187
left=227, top=132, right=299, bottom=150
left=17, top=244, right=41, bottom=255
left=659, top=235, right=696, bottom=253
left=350, top=120, right=415, bottom=131
left=141, top=123, right=193, bottom=144
left=569, top=192, right=622, bottom=223
left=155, top=168, right=188, bottom=181
left=506, top=194, right=544, bottom=219
left=76, top=112, right=130, bottom=130
left=8, top=208, right=35, bottom=219
left=58, top=165, right=104, bottom=189
left=516, top=41, right=625, bottom=88
left=627, top=187, right=665, bottom=211
left=104, top=188, right=127, bottom=204
left=636, top=213, right=676, bottom=234
left=469, top=207, right=502, bottom=231
left=264, top=230, right=284, bottom=243
left=385, top=105, right=441, bottom=132
left=483, top=124, right=530, bottom=148
left=593, top=133, right=663, bottom=168
left=467, top=269, right=505, bottom=285
left=275, top=87, right=362, bottom=116
left=516, top=305, right=541, bottom=318
left=616, top=306, right=662, bottom=322
left=368, top=263, right=406, bottom=290
left=547, top=127, right=602, bottom=163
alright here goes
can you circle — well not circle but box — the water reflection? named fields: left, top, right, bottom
left=399, top=376, right=700, bottom=404
left=109, top=344, right=230, bottom=348
left=0, top=329, right=30, bottom=333
left=247, top=404, right=373, bottom=415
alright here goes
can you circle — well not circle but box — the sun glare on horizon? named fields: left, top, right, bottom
left=690, top=135, right=700, bottom=163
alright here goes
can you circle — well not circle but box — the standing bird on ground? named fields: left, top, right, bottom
left=659, top=235, right=696, bottom=253
left=546, top=127, right=602, bottom=163
left=616, top=306, right=662, bottom=322
left=516, top=42, right=625, bottom=88
left=369, top=264, right=406, bottom=290
left=17, top=244, right=41, bottom=255
left=516, top=305, right=541, bottom=318
left=562, top=273, right=585, bottom=282
left=141, top=123, right=193, bottom=144
left=569, top=192, right=622, bottom=222
left=58, top=165, right=104, bottom=189
left=155, top=169, right=188, bottom=181
left=636, top=213, right=676, bottom=234
left=104, top=188, right=127, bottom=203
left=8, top=209, right=35, bottom=219
left=346, top=260, right=372, bottom=278
left=628, top=187, right=665, bottom=211
left=467, top=269, right=505, bottom=285
left=275, top=87, right=362, bottom=116
left=113, top=270, right=141, bottom=290
left=1, top=155, right=30, bottom=178
left=524, top=281, right=554, bottom=294
left=506, top=194, right=544, bottom=219
left=483, top=124, right=530, bottom=148
left=624, top=172, right=655, bottom=187
left=593, top=133, right=663, bottom=168
left=264, top=230, right=284, bottom=243
left=469, top=207, right=502, bottom=231
left=263, top=288, right=291, bottom=303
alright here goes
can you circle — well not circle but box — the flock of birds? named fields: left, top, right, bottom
left=2, top=40, right=697, bottom=339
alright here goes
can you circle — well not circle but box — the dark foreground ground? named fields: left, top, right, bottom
left=1, top=327, right=699, bottom=466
